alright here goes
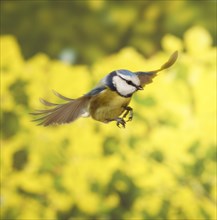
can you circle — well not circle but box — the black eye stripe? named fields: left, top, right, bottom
left=127, top=80, right=134, bottom=86
left=119, top=76, right=137, bottom=87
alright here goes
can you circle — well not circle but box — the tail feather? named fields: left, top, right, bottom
left=31, top=92, right=90, bottom=126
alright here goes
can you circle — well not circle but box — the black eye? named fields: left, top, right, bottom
left=126, top=80, right=133, bottom=86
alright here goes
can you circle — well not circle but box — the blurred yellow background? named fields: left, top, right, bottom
left=1, top=1, right=216, bottom=220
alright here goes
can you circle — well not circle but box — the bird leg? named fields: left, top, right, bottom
left=106, top=107, right=133, bottom=128
left=105, top=117, right=126, bottom=128
left=123, top=106, right=133, bottom=122
left=116, top=118, right=126, bottom=128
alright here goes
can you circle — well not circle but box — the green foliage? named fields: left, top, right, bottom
left=1, top=1, right=216, bottom=64
left=1, top=26, right=216, bottom=220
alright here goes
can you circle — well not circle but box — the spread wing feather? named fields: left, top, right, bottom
left=31, top=86, right=107, bottom=126
left=31, top=93, right=90, bottom=126
left=135, top=51, right=178, bottom=87
left=51, top=90, right=74, bottom=101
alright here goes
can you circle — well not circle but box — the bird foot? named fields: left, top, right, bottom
left=123, top=106, right=133, bottom=122
left=106, top=107, right=133, bottom=128
left=116, top=118, right=126, bottom=128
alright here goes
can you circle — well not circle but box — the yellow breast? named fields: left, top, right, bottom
left=89, top=89, right=131, bottom=123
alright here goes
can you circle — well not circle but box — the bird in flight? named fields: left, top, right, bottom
left=31, top=51, right=178, bottom=128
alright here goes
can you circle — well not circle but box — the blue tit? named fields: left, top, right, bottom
left=31, top=51, right=178, bottom=128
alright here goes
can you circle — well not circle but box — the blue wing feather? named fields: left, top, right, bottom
left=85, top=85, right=107, bottom=97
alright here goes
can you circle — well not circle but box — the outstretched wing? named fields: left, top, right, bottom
left=31, top=91, right=90, bottom=126
left=31, top=85, right=107, bottom=126
left=135, top=51, right=178, bottom=87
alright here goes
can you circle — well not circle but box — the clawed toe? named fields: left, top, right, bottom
left=123, top=106, right=133, bottom=122
left=116, top=118, right=126, bottom=128
left=106, top=107, right=134, bottom=128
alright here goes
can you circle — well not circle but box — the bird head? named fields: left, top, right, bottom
left=106, top=69, right=143, bottom=97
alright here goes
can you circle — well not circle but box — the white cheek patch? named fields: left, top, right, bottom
left=132, top=77, right=140, bottom=87
left=117, top=70, right=140, bottom=86
left=113, top=76, right=136, bottom=96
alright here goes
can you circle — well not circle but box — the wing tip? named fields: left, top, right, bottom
left=171, top=50, right=179, bottom=63
left=156, top=50, right=178, bottom=71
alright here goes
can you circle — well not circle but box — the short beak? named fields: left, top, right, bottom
left=137, top=85, right=143, bottom=90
